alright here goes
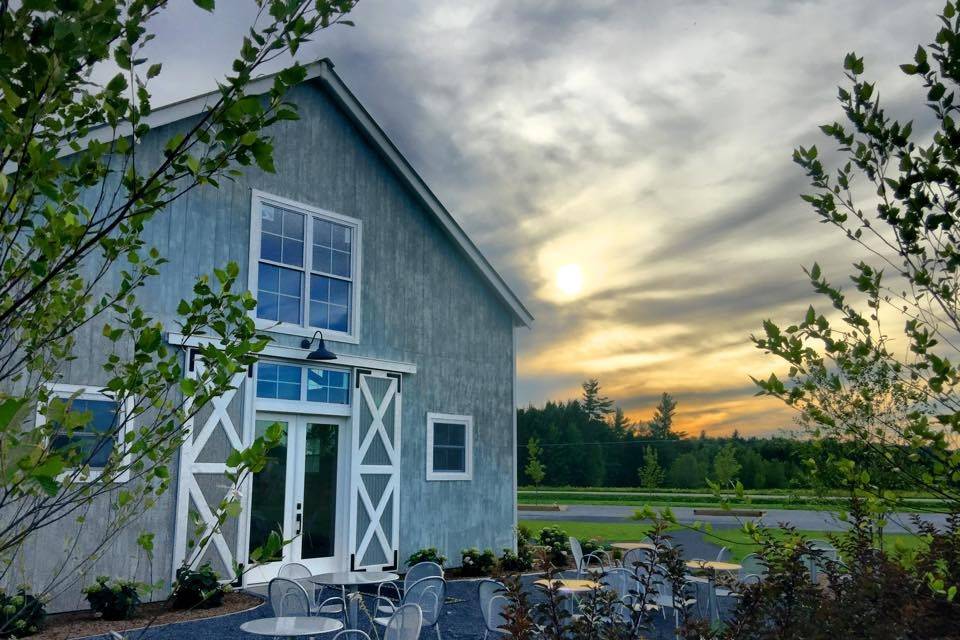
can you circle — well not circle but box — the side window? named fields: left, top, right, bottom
left=426, top=413, right=473, bottom=481
left=37, top=385, right=129, bottom=481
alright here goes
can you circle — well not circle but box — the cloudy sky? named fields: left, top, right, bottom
left=144, top=0, right=941, bottom=436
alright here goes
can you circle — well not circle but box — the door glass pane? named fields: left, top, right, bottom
left=300, top=422, right=339, bottom=560
left=248, top=419, right=288, bottom=562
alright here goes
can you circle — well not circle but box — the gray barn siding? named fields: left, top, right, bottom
left=17, top=79, right=517, bottom=609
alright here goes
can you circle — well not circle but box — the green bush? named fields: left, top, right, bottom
left=0, top=588, right=46, bottom=638
left=171, top=563, right=226, bottom=610
left=406, top=547, right=447, bottom=568
left=83, top=577, right=141, bottom=620
left=499, top=547, right=533, bottom=572
left=537, top=525, right=568, bottom=567
left=460, top=548, right=497, bottom=577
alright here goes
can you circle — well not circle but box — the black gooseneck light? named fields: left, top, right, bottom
left=300, top=331, right=337, bottom=361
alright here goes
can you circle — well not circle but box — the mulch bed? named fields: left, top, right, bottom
left=32, top=592, right=264, bottom=640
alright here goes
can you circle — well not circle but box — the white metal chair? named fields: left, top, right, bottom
left=739, top=553, right=766, bottom=582
left=378, top=561, right=444, bottom=615
left=478, top=579, right=505, bottom=633
left=807, top=540, right=839, bottom=583
left=268, top=577, right=312, bottom=617
left=277, top=562, right=346, bottom=618
left=484, top=594, right=511, bottom=639
left=383, top=603, right=424, bottom=640
left=332, top=632, right=372, bottom=640
left=600, top=568, right=648, bottom=624
left=374, top=576, right=446, bottom=640
left=568, top=537, right=612, bottom=577
left=715, top=547, right=730, bottom=562
left=620, top=548, right=653, bottom=575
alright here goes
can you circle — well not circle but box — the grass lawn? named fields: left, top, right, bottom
left=519, top=518, right=667, bottom=542
left=520, top=518, right=929, bottom=564
left=706, top=527, right=929, bottom=562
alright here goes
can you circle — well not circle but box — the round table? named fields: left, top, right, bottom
left=611, top=542, right=655, bottom=551
left=312, top=571, right=400, bottom=629
left=240, top=616, right=343, bottom=637
left=685, top=560, right=741, bottom=622
left=534, top=578, right=598, bottom=615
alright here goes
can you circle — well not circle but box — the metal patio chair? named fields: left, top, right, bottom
left=478, top=579, right=506, bottom=632
left=383, top=602, right=425, bottom=640
left=277, top=562, right=346, bottom=618
left=568, top=537, right=613, bottom=577
left=620, top=548, right=654, bottom=575
left=374, top=576, right=446, bottom=640
left=268, top=577, right=312, bottom=617
left=484, top=594, right=512, bottom=639
left=377, top=560, right=444, bottom=614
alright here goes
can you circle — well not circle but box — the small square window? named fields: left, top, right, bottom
left=306, top=367, right=350, bottom=405
left=256, top=363, right=302, bottom=400
left=426, top=413, right=473, bottom=481
left=38, top=385, right=131, bottom=482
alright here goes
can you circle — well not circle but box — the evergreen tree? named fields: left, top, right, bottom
left=637, top=446, right=665, bottom=488
left=581, top=378, right=614, bottom=422
left=648, top=393, right=681, bottom=439
left=611, top=407, right=632, bottom=435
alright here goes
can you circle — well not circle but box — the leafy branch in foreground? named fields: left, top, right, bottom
left=0, top=0, right=357, bottom=622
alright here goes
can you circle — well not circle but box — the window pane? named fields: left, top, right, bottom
left=277, top=382, right=300, bottom=401
left=331, top=225, right=352, bottom=253
left=283, top=210, right=304, bottom=240
left=259, top=263, right=280, bottom=292
left=310, top=274, right=328, bottom=302
left=313, top=219, right=332, bottom=248
left=256, top=293, right=278, bottom=320
left=433, top=444, right=466, bottom=473
left=261, top=205, right=282, bottom=235
left=328, top=305, right=349, bottom=333
left=282, top=238, right=304, bottom=267
left=330, top=250, right=350, bottom=278
left=278, top=295, right=301, bottom=324
left=276, top=365, right=301, bottom=383
left=309, top=302, right=329, bottom=329
left=261, top=233, right=282, bottom=262
left=257, top=380, right=278, bottom=398
left=312, top=246, right=332, bottom=274
left=279, top=268, right=302, bottom=297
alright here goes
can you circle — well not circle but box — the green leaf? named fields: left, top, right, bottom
left=193, top=0, right=215, bottom=10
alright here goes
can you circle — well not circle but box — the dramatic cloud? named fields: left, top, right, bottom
left=143, top=0, right=942, bottom=435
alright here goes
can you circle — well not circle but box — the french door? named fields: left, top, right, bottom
left=245, top=412, right=347, bottom=583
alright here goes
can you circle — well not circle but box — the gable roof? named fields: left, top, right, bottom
left=70, top=59, right=533, bottom=327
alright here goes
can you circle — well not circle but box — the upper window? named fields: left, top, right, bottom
left=251, top=191, right=361, bottom=340
left=426, top=413, right=473, bottom=481
left=256, top=361, right=350, bottom=406
left=37, top=384, right=130, bottom=481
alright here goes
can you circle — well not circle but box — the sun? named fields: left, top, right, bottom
left=556, top=263, right=584, bottom=297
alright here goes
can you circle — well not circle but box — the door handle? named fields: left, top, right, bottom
left=295, top=512, right=302, bottom=536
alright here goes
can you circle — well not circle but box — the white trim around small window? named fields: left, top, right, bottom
left=36, top=383, right=134, bottom=483
left=426, top=412, right=473, bottom=481
left=248, top=189, right=362, bottom=344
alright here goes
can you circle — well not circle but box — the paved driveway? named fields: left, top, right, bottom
left=519, top=504, right=950, bottom=533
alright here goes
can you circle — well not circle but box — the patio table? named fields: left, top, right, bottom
left=534, top=578, right=599, bottom=615
left=312, top=570, right=399, bottom=629
left=610, top=542, right=655, bottom=552
left=685, top=560, right=741, bottom=622
left=240, top=616, right=343, bottom=637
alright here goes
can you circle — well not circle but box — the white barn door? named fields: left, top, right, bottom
left=348, top=369, right=402, bottom=570
left=172, top=350, right=251, bottom=582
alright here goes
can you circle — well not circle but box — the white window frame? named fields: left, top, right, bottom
left=36, top=383, right=133, bottom=483
left=248, top=189, right=362, bottom=344
left=426, top=412, right=473, bottom=481
left=252, top=360, right=353, bottom=417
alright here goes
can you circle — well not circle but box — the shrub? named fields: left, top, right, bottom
left=0, top=589, right=46, bottom=638
left=460, top=548, right=497, bottom=577
left=537, top=526, right=568, bottom=567
left=83, top=577, right=141, bottom=620
left=499, top=547, right=533, bottom=572
left=171, top=563, right=226, bottom=610
left=406, top=547, right=447, bottom=568
left=581, top=538, right=606, bottom=555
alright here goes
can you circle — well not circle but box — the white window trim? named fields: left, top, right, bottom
left=252, top=359, right=353, bottom=416
left=36, top=383, right=133, bottom=483
left=248, top=189, right=363, bottom=344
left=426, top=412, right=473, bottom=481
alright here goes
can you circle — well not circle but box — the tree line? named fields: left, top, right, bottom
left=517, top=379, right=924, bottom=490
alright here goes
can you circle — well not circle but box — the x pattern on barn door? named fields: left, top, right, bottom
left=349, top=370, right=401, bottom=570
left=172, top=352, right=249, bottom=581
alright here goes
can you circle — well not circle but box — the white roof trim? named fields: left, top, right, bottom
left=69, top=59, right=533, bottom=327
